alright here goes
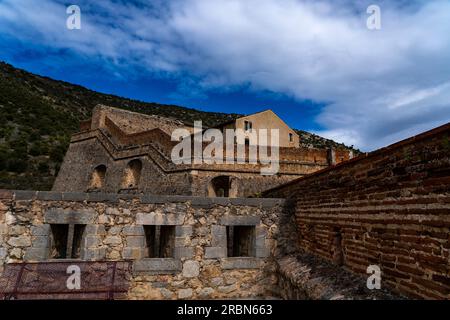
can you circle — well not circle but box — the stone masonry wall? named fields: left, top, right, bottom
left=0, top=190, right=284, bottom=299
left=263, top=123, right=450, bottom=299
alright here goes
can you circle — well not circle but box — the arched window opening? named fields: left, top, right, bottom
left=121, top=159, right=142, bottom=189
left=209, top=176, right=231, bottom=197
left=88, top=165, right=106, bottom=191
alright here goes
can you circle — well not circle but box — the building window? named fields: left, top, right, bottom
left=144, top=225, right=175, bottom=258
left=244, top=120, right=252, bottom=132
left=226, top=226, right=256, bottom=257
left=50, top=224, right=86, bottom=259
left=89, top=165, right=106, bottom=190
left=121, top=159, right=142, bottom=189
left=210, top=176, right=231, bottom=197
left=289, top=133, right=293, bottom=142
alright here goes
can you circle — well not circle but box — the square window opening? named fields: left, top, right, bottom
left=144, top=225, right=175, bottom=258
left=50, top=224, right=86, bottom=259
left=226, top=226, right=256, bottom=257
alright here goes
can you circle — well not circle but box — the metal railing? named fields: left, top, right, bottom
left=0, top=261, right=132, bottom=300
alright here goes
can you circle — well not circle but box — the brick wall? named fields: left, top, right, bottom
left=263, top=123, right=450, bottom=299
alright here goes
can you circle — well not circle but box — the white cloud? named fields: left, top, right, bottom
left=1, top=0, right=450, bottom=150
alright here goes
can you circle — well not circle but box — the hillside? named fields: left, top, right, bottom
left=0, top=61, right=359, bottom=190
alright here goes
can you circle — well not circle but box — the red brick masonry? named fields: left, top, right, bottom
left=263, top=122, right=450, bottom=299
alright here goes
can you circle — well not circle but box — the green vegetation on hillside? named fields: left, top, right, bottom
left=0, top=61, right=359, bottom=190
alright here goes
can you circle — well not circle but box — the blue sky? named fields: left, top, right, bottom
left=1, top=0, right=450, bottom=151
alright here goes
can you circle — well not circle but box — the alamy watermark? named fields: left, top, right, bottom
left=170, top=121, right=280, bottom=175
left=366, top=265, right=381, bottom=289
left=367, top=5, right=381, bottom=30
left=66, top=5, right=81, bottom=30
left=66, top=265, right=81, bottom=290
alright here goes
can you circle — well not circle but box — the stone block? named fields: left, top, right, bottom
left=126, top=236, right=145, bottom=247
left=123, top=225, right=145, bottom=236
left=0, top=224, right=7, bottom=235
left=190, top=198, right=213, bottom=208
left=256, top=246, right=269, bottom=258
left=205, top=246, right=227, bottom=259
left=220, top=215, right=260, bottom=226
left=221, top=257, right=262, bottom=269
left=24, top=247, right=49, bottom=261
left=174, top=246, right=194, bottom=259
left=178, top=288, right=193, bottom=299
left=62, top=192, right=87, bottom=201
left=104, top=235, right=122, bottom=245
left=123, top=247, right=143, bottom=260
left=31, top=236, right=50, bottom=248
left=175, top=225, right=193, bottom=237
left=36, top=191, right=62, bottom=201
left=136, top=212, right=185, bottom=225
left=7, top=235, right=31, bottom=247
left=44, top=208, right=96, bottom=224
left=84, top=248, right=106, bottom=260
left=0, top=247, right=7, bottom=260
left=14, top=190, right=37, bottom=200
left=182, top=260, right=200, bottom=278
left=133, top=258, right=181, bottom=273
left=30, top=224, right=50, bottom=236
left=211, top=225, right=227, bottom=247
left=85, top=224, right=106, bottom=235
left=84, top=236, right=103, bottom=248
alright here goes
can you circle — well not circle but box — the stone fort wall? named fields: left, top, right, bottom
left=0, top=191, right=284, bottom=299
left=263, top=123, right=450, bottom=299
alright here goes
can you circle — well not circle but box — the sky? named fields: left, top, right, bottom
left=0, top=0, right=450, bottom=151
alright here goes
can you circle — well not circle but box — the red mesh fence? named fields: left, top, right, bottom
left=0, top=261, right=132, bottom=300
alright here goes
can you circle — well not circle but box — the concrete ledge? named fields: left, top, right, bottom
left=220, top=257, right=262, bottom=269
left=133, top=258, right=182, bottom=274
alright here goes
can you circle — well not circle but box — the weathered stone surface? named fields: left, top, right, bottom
left=123, top=225, right=145, bottom=236
left=24, top=247, right=48, bottom=261
left=218, top=284, right=237, bottom=294
left=30, top=225, right=50, bottom=236
left=85, top=224, right=106, bottom=235
left=175, top=225, right=193, bottom=237
left=178, top=288, right=193, bottom=299
left=44, top=208, right=95, bottom=224
left=133, top=259, right=181, bottom=273
left=0, top=224, right=7, bottom=235
left=126, top=236, right=145, bottom=247
left=84, top=248, right=106, bottom=260
left=31, top=236, right=50, bottom=248
left=160, top=288, right=174, bottom=299
left=205, top=247, right=227, bottom=259
left=220, top=215, right=260, bottom=226
left=104, top=235, right=122, bottom=245
left=182, top=260, right=200, bottom=278
left=136, top=212, right=185, bottom=225
left=198, top=287, right=214, bottom=299
left=84, top=236, right=103, bottom=248
left=221, top=257, right=262, bottom=269
left=7, top=236, right=31, bottom=247
left=123, top=247, right=143, bottom=260
left=175, top=246, right=194, bottom=259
